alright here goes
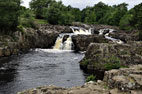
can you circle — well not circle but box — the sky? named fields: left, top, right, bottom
left=21, top=0, right=142, bottom=10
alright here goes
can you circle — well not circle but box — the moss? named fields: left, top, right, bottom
left=86, top=75, right=96, bottom=82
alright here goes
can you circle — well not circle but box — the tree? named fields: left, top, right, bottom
left=30, top=0, right=53, bottom=19
left=45, top=1, right=62, bottom=24
left=0, top=0, right=21, bottom=33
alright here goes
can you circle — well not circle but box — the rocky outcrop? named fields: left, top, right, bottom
left=80, top=42, right=142, bottom=73
left=39, top=24, right=73, bottom=33
left=72, top=35, right=110, bottom=51
left=109, top=30, right=139, bottom=42
left=104, top=65, right=142, bottom=92
left=0, top=27, right=58, bottom=57
left=18, top=64, right=142, bottom=94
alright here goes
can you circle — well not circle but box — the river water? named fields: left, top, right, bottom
left=0, top=49, right=85, bottom=94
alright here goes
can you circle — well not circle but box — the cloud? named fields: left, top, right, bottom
left=22, top=0, right=142, bottom=9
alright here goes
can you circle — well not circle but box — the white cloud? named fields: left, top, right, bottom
left=21, top=0, right=142, bottom=9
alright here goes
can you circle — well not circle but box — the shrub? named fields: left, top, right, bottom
left=86, top=75, right=96, bottom=82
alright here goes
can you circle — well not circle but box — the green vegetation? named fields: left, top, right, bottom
left=19, top=7, right=38, bottom=29
left=104, top=56, right=127, bottom=70
left=80, top=59, right=90, bottom=66
left=30, top=0, right=142, bottom=31
left=86, top=75, right=96, bottom=82
left=0, top=0, right=142, bottom=34
left=0, top=0, right=21, bottom=33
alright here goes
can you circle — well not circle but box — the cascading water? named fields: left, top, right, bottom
left=53, top=27, right=92, bottom=50
left=70, top=26, right=92, bottom=35
left=99, top=29, right=123, bottom=44
left=63, top=36, right=73, bottom=50
left=53, top=35, right=63, bottom=50
left=53, top=34, right=74, bottom=50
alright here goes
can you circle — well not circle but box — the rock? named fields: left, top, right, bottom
left=0, top=26, right=59, bottom=57
left=72, top=35, right=110, bottom=51
left=104, top=65, right=142, bottom=92
left=63, top=35, right=69, bottom=43
left=109, top=30, right=139, bottom=42
left=80, top=42, right=142, bottom=74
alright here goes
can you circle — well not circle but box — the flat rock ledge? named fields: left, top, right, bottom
left=18, top=64, right=142, bottom=94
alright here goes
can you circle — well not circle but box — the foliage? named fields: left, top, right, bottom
left=0, top=0, right=142, bottom=33
left=29, top=0, right=142, bottom=31
left=86, top=75, right=96, bottom=82
left=104, top=56, right=127, bottom=70
left=19, top=7, right=38, bottom=29
left=0, top=0, right=21, bottom=33
left=80, top=59, right=90, bottom=66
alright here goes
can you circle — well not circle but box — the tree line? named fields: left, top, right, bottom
left=0, top=0, right=142, bottom=33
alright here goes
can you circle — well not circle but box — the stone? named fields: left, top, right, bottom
left=72, top=35, right=110, bottom=51
left=80, top=42, right=142, bottom=72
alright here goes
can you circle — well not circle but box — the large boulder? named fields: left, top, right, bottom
left=104, top=64, right=142, bottom=92
left=80, top=42, right=142, bottom=73
left=72, top=35, right=110, bottom=51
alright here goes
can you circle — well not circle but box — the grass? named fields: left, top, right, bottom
left=86, top=75, right=96, bottom=82
left=34, top=18, right=48, bottom=25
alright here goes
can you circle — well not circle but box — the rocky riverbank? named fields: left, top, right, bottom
left=0, top=23, right=142, bottom=94
left=0, top=25, right=59, bottom=57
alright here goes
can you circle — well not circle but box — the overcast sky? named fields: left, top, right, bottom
left=21, top=0, right=142, bottom=10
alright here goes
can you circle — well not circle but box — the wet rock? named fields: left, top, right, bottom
left=63, top=35, right=70, bottom=43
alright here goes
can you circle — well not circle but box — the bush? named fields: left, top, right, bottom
left=86, top=75, right=96, bottom=82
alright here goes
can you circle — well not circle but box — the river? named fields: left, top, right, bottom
left=0, top=49, right=85, bottom=94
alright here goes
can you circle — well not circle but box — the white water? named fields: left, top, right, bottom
left=53, top=34, right=74, bottom=50
left=70, top=26, right=92, bottom=35
left=53, top=27, right=92, bottom=50
left=99, top=29, right=123, bottom=44
left=63, top=37, right=73, bottom=50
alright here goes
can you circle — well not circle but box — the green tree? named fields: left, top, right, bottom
left=0, top=0, right=21, bottom=33
left=119, top=12, right=133, bottom=30
left=30, top=0, right=53, bottom=19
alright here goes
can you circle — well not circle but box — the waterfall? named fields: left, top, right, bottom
left=53, top=35, right=63, bottom=50
left=70, top=26, right=92, bottom=35
left=53, top=34, right=73, bottom=50
left=63, top=36, right=73, bottom=50
left=99, top=29, right=123, bottom=44
left=53, top=27, right=92, bottom=50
